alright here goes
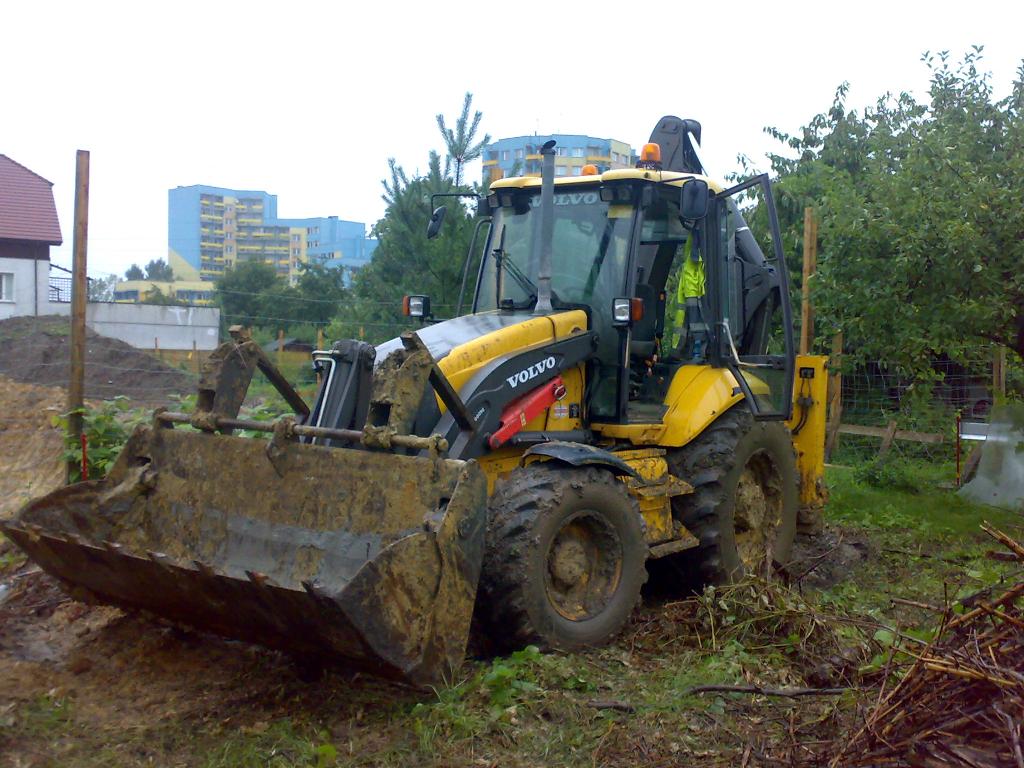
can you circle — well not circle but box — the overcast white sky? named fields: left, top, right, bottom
left=3, top=0, right=1021, bottom=279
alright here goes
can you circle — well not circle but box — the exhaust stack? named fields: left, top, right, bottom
left=534, top=139, right=557, bottom=315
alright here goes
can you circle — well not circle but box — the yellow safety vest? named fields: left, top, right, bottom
left=673, top=235, right=705, bottom=330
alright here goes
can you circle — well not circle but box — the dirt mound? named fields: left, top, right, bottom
left=0, top=315, right=194, bottom=403
left=0, top=375, right=66, bottom=520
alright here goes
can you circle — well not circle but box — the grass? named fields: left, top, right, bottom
left=0, top=532, right=27, bottom=574
left=820, top=460, right=1023, bottom=622
left=2, top=462, right=1022, bottom=767
left=827, top=460, right=1013, bottom=530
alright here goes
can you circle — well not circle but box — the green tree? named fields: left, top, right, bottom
left=215, top=260, right=282, bottom=328
left=436, top=92, right=490, bottom=188
left=144, top=258, right=175, bottom=281
left=332, top=152, right=482, bottom=343
left=763, top=49, right=1024, bottom=376
left=140, top=285, right=188, bottom=306
left=88, top=274, right=117, bottom=302
left=125, top=264, right=144, bottom=280
left=294, top=262, right=348, bottom=326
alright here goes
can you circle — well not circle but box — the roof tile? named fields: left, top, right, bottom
left=0, top=154, right=62, bottom=245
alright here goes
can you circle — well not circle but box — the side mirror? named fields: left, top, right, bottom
left=426, top=206, right=447, bottom=239
left=680, top=179, right=709, bottom=220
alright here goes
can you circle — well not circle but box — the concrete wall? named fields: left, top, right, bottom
left=85, top=303, right=221, bottom=351
left=0, top=255, right=60, bottom=320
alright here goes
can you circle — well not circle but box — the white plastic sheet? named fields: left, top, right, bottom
left=958, top=404, right=1024, bottom=511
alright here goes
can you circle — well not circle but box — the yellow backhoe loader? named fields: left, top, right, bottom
left=3, top=117, right=828, bottom=684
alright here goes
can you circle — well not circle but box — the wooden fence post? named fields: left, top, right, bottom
left=993, top=346, right=1006, bottom=401
left=800, top=207, right=818, bottom=356
left=67, top=150, right=89, bottom=483
left=878, top=420, right=899, bottom=457
left=192, top=339, right=200, bottom=375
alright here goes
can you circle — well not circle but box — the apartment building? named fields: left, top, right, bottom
left=481, top=134, right=635, bottom=184
left=166, top=185, right=377, bottom=284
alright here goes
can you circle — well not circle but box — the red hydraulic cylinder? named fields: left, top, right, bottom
left=489, top=376, right=566, bottom=449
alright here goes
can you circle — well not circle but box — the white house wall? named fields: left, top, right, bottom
left=0, top=258, right=61, bottom=320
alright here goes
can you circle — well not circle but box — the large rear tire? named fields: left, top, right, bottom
left=668, top=407, right=798, bottom=583
left=478, top=465, right=647, bottom=652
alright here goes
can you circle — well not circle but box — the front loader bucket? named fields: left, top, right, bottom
left=2, top=424, right=488, bottom=684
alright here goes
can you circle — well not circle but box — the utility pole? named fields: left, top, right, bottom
left=67, top=150, right=89, bottom=482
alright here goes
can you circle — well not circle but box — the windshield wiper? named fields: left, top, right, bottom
left=493, top=225, right=506, bottom=308
left=491, top=225, right=537, bottom=308
left=502, top=257, right=537, bottom=304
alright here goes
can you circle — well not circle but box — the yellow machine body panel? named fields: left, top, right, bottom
left=434, top=310, right=588, bottom=415
left=491, top=169, right=725, bottom=194
left=612, top=448, right=692, bottom=545
left=592, top=365, right=745, bottom=447
left=787, top=354, right=829, bottom=514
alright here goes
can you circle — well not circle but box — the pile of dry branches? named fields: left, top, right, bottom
left=829, top=524, right=1024, bottom=767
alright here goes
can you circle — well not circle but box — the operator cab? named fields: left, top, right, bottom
left=467, top=143, right=794, bottom=430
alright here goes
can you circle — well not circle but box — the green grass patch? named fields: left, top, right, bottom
left=201, top=720, right=340, bottom=768
left=821, top=463, right=1023, bottom=618
left=826, top=462, right=1020, bottom=535
left=12, top=694, right=73, bottom=740
left=0, top=532, right=27, bottom=573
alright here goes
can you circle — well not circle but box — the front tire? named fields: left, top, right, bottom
left=478, top=464, right=647, bottom=652
left=668, top=407, right=798, bottom=583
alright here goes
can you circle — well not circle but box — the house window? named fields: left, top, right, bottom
left=555, top=166, right=567, bottom=176
left=0, top=272, right=12, bottom=301
left=514, top=148, right=524, bottom=159
left=501, top=150, right=510, bottom=161
left=572, top=147, right=583, bottom=157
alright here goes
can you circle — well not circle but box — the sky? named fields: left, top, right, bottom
left=3, top=0, right=1021, bottom=280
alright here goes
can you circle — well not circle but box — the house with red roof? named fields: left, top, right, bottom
left=0, top=154, right=64, bottom=319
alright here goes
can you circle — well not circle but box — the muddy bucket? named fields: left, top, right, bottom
left=2, top=424, right=488, bottom=684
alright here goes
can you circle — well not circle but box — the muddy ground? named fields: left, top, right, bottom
left=0, top=530, right=872, bottom=768
left=0, top=377, right=66, bottom=520
left=0, top=316, right=193, bottom=404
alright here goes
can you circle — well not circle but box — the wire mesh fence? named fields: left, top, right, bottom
left=828, top=348, right=1005, bottom=468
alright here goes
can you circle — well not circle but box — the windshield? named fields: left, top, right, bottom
left=474, top=188, right=634, bottom=313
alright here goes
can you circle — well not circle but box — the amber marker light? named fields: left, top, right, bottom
left=640, top=143, right=661, bottom=164
left=581, top=164, right=599, bottom=176
left=630, top=298, right=645, bottom=322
